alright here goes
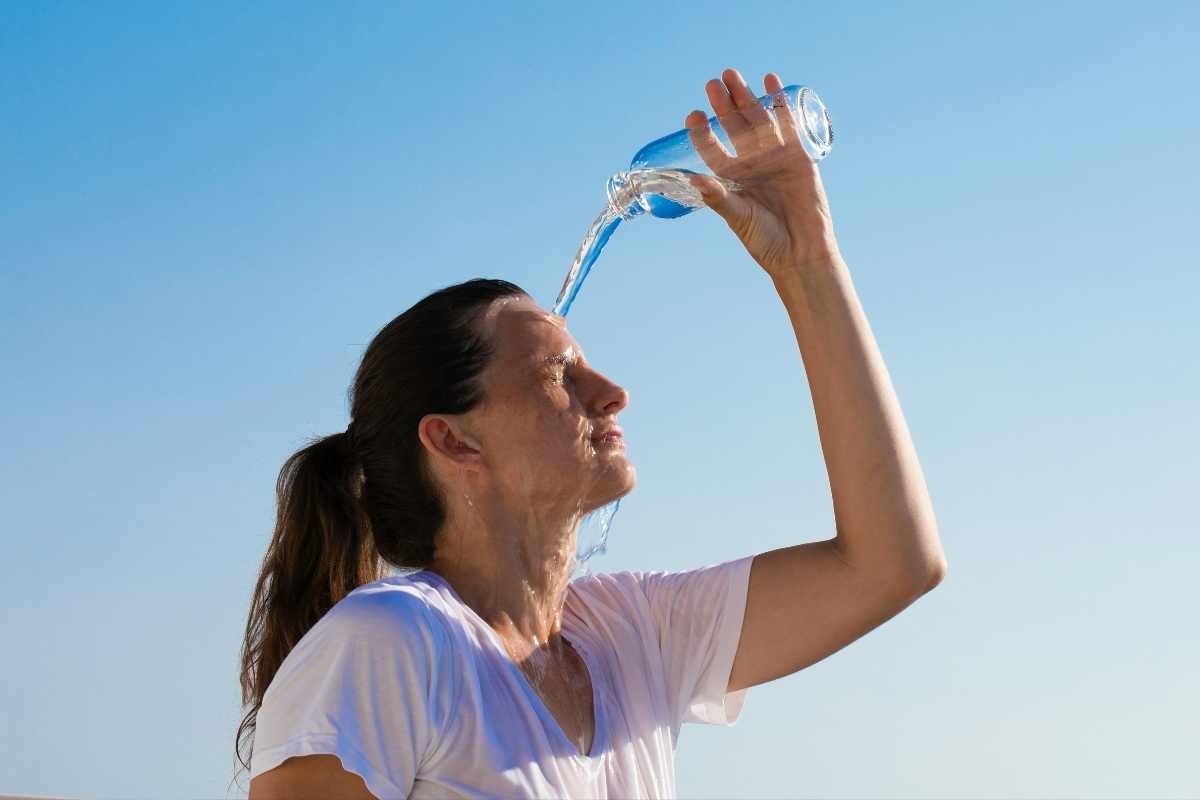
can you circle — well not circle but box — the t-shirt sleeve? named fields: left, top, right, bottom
left=635, top=554, right=755, bottom=730
left=249, top=588, right=457, bottom=799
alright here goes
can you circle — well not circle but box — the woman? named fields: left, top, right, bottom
left=238, top=68, right=947, bottom=799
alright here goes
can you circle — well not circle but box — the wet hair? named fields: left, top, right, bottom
left=234, top=277, right=529, bottom=782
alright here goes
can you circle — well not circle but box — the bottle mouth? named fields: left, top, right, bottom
left=605, top=171, right=647, bottom=220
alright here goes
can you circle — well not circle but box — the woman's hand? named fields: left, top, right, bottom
left=685, top=68, right=843, bottom=280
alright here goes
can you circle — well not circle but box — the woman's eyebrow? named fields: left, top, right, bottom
left=539, top=348, right=586, bottom=368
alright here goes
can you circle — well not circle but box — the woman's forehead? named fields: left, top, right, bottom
left=491, top=303, right=579, bottom=361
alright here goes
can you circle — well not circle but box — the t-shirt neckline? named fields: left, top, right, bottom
left=408, top=568, right=609, bottom=765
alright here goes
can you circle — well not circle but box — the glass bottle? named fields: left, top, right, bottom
left=606, top=84, right=833, bottom=221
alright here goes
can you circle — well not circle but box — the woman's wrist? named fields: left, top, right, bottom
left=769, top=248, right=847, bottom=285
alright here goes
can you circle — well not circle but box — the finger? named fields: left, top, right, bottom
left=705, top=77, right=752, bottom=149
left=704, top=76, right=738, bottom=117
left=723, top=67, right=781, bottom=149
left=685, top=109, right=735, bottom=173
left=723, top=68, right=770, bottom=123
left=687, top=172, right=755, bottom=237
left=764, top=72, right=805, bottom=148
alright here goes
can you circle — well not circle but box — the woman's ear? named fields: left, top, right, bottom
left=417, top=414, right=484, bottom=471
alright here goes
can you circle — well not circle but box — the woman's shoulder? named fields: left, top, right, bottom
left=565, top=556, right=756, bottom=623
left=263, top=572, right=462, bottom=706
left=254, top=573, right=463, bottom=790
left=320, top=570, right=458, bottom=645
left=565, top=568, right=655, bottom=622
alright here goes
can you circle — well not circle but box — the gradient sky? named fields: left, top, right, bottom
left=2, top=2, right=1198, bottom=798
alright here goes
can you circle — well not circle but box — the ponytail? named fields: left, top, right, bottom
left=233, top=277, right=528, bottom=785
left=235, top=429, right=385, bottom=777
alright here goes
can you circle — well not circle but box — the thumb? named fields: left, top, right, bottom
left=688, top=173, right=754, bottom=230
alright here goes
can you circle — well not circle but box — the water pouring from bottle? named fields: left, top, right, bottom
left=552, top=85, right=832, bottom=317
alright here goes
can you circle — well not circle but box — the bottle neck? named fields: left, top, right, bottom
left=606, top=171, right=646, bottom=221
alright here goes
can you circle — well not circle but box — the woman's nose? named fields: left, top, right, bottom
left=596, top=375, right=629, bottom=414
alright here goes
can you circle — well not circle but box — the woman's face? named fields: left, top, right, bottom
left=428, top=295, right=635, bottom=518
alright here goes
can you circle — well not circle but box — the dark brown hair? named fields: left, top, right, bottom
left=234, top=277, right=528, bottom=781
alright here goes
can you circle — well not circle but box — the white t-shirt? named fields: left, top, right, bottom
left=249, top=555, right=754, bottom=799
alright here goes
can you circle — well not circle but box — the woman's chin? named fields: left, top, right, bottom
left=591, top=467, right=637, bottom=509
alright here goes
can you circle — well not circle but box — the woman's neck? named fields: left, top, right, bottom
left=428, top=505, right=579, bottom=655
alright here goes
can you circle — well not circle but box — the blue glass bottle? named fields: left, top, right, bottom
left=551, top=84, right=833, bottom=318
left=606, top=84, right=833, bottom=221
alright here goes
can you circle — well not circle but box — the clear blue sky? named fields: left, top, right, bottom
left=2, top=2, right=1197, bottom=797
